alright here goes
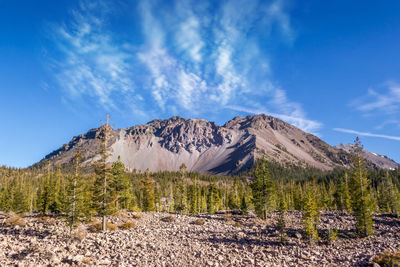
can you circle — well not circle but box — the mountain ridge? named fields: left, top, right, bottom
left=33, top=115, right=398, bottom=174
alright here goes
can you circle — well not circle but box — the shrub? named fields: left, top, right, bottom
left=119, top=221, right=135, bottom=230
left=82, top=257, right=92, bottom=265
left=117, top=210, right=130, bottom=218
left=71, top=228, right=87, bottom=241
left=234, top=221, right=243, bottom=227
left=37, top=216, right=56, bottom=224
left=4, top=216, right=26, bottom=227
left=371, top=249, right=400, bottom=267
left=160, top=215, right=175, bottom=223
left=327, top=228, right=338, bottom=243
left=222, top=213, right=233, bottom=222
left=131, top=213, right=142, bottom=220
left=88, top=222, right=118, bottom=232
left=129, top=206, right=142, bottom=212
left=191, top=218, right=205, bottom=225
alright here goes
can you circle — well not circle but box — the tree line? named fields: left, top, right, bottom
left=0, top=125, right=399, bottom=238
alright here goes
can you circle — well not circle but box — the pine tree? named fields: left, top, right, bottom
left=65, top=152, right=87, bottom=234
left=48, top=167, right=64, bottom=214
left=377, top=171, right=400, bottom=215
left=173, top=180, right=187, bottom=213
left=240, top=195, right=248, bottom=215
left=250, top=157, right=274, bottom=219
left=187, top=184, right=198, bottom=215
left=92, top=121, right=116, bottom=231
left=111, top=156, right=131, bottom=210
left=302, top=190, right=320, bottom=244
left=349, top=137, right=375, bottom=237
left=11, top=178, right=29, bottom=215
left=227, top=177, right=240, bottom=210
left=141, top=169, right=155, bottom=211
left=37, top=163, right=52, bottom=215
left=334, top=172, right=351, bottom=212
left=276, top=190, right=288, bottom=243
left=207, top=183, right=220, bottom=214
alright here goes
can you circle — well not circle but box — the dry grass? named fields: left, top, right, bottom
left=371, top=249, right=400, bottom=267
left=251, top=219, right=271, bottom=226
left=88, top=222, right=118, bottom=232
left=81, top=257, right=92, bottom=265
left=131, top=213, right=142, bottom=220
left=234, top=221, right=243, bottom=227
left=160, top=215, right=175, bottom=223
left=129, top=206, right=142, bottom=212
left=222, top=213, right=233, bottom=222
left=191, top=218, right=206, bottom=225
left=4, top=216, right=26, bottom=227
left=36, top=216, right=56, bottom=224
left=71, top=228, right=87, bottom=241
left=117, top=210, right=130, bottom=218
left=119, top=221, right=135, bottom=230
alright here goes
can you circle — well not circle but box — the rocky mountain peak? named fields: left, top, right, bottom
left=336, top=144, right=399, bottom=170
left=34, top=115, right=398, bottom=174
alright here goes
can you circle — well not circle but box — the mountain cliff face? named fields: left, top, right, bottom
left=34, top=115, right=397, bottom=175
left=335, top=144, right=399, bottom=170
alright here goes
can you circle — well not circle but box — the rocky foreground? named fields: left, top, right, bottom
left=0, top=211, right=399, bottom=266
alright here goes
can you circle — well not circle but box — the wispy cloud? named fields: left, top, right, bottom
left=351, top=81, right=400, bottom=131
left=333, top=128, right=400, bottom=141
left=354, top=82, right=400, bottom=114
left=49, top=0, right=319, bottom=132
left=51, top=0, right=137, bottom=110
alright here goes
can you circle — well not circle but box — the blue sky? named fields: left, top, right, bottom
left=1, top=0, right=399, bottom=167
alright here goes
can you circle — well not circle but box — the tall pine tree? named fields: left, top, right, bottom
left=349, top=137, right=375, bottom=237
left=250, top=157, right=274, bottom=219
left=93, top=118, right=116, bottom=231
left=65, top=151, right=87, bottom=234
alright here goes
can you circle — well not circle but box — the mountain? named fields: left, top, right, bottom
left=335, top=144, right=399, bottom=170
left=33, top=115, right=397, bottom=175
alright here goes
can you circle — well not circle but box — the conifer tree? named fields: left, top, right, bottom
left=250, top=157, right=274, bottom=219
left=207, top=183, right=220, bottom=214
left=48, top=167, right=64, bottom=214
left=173, top=180, right=187, bottom=213
left=349, top=137, right=375, bottom=237
left=65, top=152, right=87, bottom=234
left=141, top=169, right=155, bottom=211
left=276, top=191, right=288, bottom=243
left=11, top=178, right=30, bottom=215
left=111, top=156, right=131, bottom=210
left=93, top=120, right=116, bottom=231
left=187, top=184, right=198, bottom=215
left=334, top=172, right=351, bottom=212
left=227, top=177, right=240, bottom=210
left=302, top=190, right=320, bottom=244
left=377, top=171, right=400, bottom=215
left=240, top=195, right=248, bottom=215
left=37, top=163, right=52, bottom=215
left=174, top=163, right=188, bottom=214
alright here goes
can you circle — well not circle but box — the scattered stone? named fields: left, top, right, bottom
left=0, top=211, right=399, bottom=266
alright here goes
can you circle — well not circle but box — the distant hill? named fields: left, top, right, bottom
left=335, top=143, right=399, bottom=170
left=32, top=115, right=398, bottom=174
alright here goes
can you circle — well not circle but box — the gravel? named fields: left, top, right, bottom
left=0, top=211, right=398, bottom=266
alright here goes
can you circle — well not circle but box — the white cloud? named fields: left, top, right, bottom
left=354, top=82, right=400, bottom=114
left=351, top=82, right=400, bottom=131
left=333, top=128, right=400, bottom=141
left=266, top=0, right=294, bottom=41
left=174, top=0, right=204, bottom=63
left=52, top=0, right=136, bottom=110
left=50, top=0, right=319, bottom=131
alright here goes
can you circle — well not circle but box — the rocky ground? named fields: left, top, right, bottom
left=0, top=211, right=399, bottom=266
